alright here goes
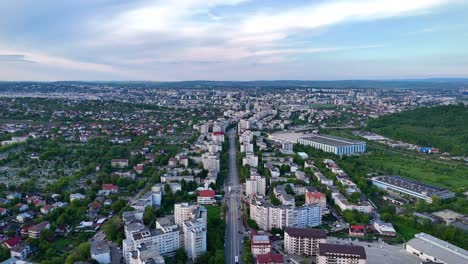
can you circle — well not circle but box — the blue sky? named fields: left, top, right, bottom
left=0, top=0, right=467, bottom=81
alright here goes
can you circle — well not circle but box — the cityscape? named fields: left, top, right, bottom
left=0, top=1, right=467, bottom=264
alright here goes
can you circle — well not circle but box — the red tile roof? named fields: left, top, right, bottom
left=4, top=237, right=20, bottom=248
left=199, top=190, right=215, bottom=198
left=256, top=253, right=284, bottom=264
left=212, top=131, right=224, bottom=136
left=102, top=184, right=118, bottom=190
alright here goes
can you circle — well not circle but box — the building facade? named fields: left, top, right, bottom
left=284, top=227, right=326, bottom=257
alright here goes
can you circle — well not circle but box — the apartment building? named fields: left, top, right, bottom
left=317, top=243, right=366, bottom=264
left=284, top=227, right=326, bottom=257
left=250, top=231, right=271, bottom=257
left=183, top=218, right=207, bottom=260
left=305, top=190, right=327, bottom=215
left=201, top=152, right=220, bottom=173
left=174, top=203, right=207, bottom=228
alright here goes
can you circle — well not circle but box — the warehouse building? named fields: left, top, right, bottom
left=297, top=134, right=366, bottom=155
left=371, top=175, right=455, bottom=203
left=405, top=233, right=468, bottom=264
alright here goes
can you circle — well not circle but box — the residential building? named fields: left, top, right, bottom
left=174, top=203, right=207, bottom=228
left=256, top=253, right=284, bottom=264
left=284, top=227, right=326, bottom=257
left=201, top=152, right=220, bottom=173
left=91, top=241, right=111, bottom=264
left=10, top=242, right=31, bottom=260
left=349, top=225, right=366, bottom=237
left=332, top=193, right=372, bottom=214
left=242, top=152, right=259, bottom=167
left=250, top=231, right=271, bottom=257
left=373, top=220, right=396, bottom=236
left=111, top=159, right=129, bottom=168
left=183, top=218, right=207, bottom=260
left=70, top=193, right=86, bottom=201
left=28, top=221, right=50, bottom=239
left=245, top=174, right=266, bottom=197
left=317, top=243, right=366, bottom=264
left=99, top=184, right=119, bottom=196
left=305, top=190, right=327, bottom=215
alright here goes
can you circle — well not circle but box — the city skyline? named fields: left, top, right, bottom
left=0, top=0, right=467, bottom=81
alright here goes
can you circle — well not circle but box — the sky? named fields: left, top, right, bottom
left=0, top=0, right=467, bottom=81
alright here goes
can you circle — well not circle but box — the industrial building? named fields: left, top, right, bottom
left=371, top=175, right=455, bottom=203
left=405, top=233, right=468, bottom=264
left=297, top=134, right=366, bottom=155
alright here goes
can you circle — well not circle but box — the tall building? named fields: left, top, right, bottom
left=297, top=134, right=366, bottom=155
left=246, top=174, right=266, bottom=197
left=201, top=152, right=220, bottom=173
left=183, top=218, right=207, bottom=260
left=317, top=243, right=366, bottom=264
left=250, top=198, right=321, bottom=230
left=284, top=227, right=326, bottom=257
left=305, top=190, right=327, bottom=215
left=174, top=203, right=207, bottom=228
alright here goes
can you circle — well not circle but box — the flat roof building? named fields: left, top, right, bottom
left=405, top=233, right=468, bottom=264
left=371, top=175, right=455, bottom=203
left=298, top=134, right=366, bottom=155
left=317, top=243, right=366, bottom=264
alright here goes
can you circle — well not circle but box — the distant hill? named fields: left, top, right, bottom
left=2, top=78, right=468, bottom=90
left=367, top=104, right=468, bottom=156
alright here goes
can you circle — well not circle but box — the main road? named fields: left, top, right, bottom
left=225, top=128, right=244, bottom=264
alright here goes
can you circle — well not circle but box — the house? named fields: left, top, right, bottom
left=98, top=184, right=119, bottom=196
left=70, top=193, right=86, bottom=202
left=91, top=240, right=111, bottom=264
left=28, top=221, right=50, bottom=239
left=349, top=225, right=366, bottom=237
left=373, top=220, right=396, bottom=237
left=40, top=204, right=55, bottom=214
left=197, top=190, right=216, bottom=205
left=16, top=212, right=33, bottom=223
left=134, top=164, right=144, bottom=174
left=0, top=208, right=8, bottom=216
left=3, top=237, right=21, bottom=249
left=256, top=253, right=284, bottom=264
left=10, top=242, right=31, bottom=260
left=16, top=204, right=29, bottom=212
left=7, top=193, right=21, bottom=200
left=0, top=198, right=10, bottom=205
left=111, top=159, right=129, bottom=168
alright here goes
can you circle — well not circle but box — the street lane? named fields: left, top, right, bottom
left=225, top=128, right=243, bottom=264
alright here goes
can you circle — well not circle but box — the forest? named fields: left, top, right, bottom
left=367, top=104, right=468, bottom=156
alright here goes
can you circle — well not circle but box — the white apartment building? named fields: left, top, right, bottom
left=183, top=218, right=207, bottom=260
left=245, top=175, right=266, bottom=197
left=174, top=203, right=207, bottom=228
left=332, top=193, right=372, bottom=214
left=284, top=227, right=326, bottom=257
left=240, top=141, right=254, bottom=153
left=242, top=152, right=259, bottom=167
left=250, top=198, right=321, bottom=231
left=201, top=152, right=220, bottom=173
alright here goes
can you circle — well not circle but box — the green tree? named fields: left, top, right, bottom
left=143, top=206, right=156, bottom=227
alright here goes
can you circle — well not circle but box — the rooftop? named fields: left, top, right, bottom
left=319, top=243, right=366, bottom=259
left=406, top=233, right=468, bottom=264
left=285, top=227, right=326, bottom=239
left=300, top=134, right=364, bottom=147
left=372, top=175, right=454, bottom=198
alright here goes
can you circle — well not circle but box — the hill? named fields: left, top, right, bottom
left=367, top=104, right=468, bottom=156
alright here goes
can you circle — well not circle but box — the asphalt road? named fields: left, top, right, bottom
left=225, top=129, right=244, bottom=264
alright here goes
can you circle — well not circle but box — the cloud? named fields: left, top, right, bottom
left=0, top=54, right=35, bottom=63
left=241, top=0, right=456, bottom=34
left=0, top=49, right=117, bottom=73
